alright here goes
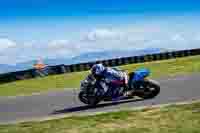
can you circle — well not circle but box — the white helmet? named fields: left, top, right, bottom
left=91, top=64, right=105, bottom=76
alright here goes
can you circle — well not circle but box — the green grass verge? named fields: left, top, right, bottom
left=1, top=55, right=200, bottom=96
left=1, top=101, right=200, bottom=133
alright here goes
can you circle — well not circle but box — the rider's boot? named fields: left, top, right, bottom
left=124, top=83, right=135, bottom=97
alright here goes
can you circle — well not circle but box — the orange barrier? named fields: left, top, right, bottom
left=33, top=60, right=46, bottom=70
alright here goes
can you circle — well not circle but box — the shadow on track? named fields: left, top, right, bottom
left=52, top=98, right=144, bottom=115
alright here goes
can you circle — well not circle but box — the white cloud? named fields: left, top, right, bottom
left=194, top=34, right=200, bottom=41
left=1, top=24, right=200, bottom=65
left=171, top=34, right=185, bottom=41
left=0, top=38, right=16, bottom=51
left=48, top=40, right=70, bottom=49
left=47, top=39, right=82, bottom=57
left=85, top=29, right=122, bottom=41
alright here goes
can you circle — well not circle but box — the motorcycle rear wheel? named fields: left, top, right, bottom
left=136, top=79, right=160, bottom=99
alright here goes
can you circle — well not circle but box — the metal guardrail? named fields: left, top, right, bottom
left=0, top=48, right=200, bottom=84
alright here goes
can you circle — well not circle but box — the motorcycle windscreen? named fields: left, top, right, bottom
left=132, top=68, right=150, bottom=81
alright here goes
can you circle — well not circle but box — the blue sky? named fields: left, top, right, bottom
left=0, top=0, right=200, bottom=64
left=1, top=0, right=200, bottom=19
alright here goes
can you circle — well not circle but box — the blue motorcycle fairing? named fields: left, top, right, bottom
left=132, top=68, right=150, bottom=82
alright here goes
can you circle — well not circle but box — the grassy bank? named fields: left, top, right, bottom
left=1, top=55, right=200, bottom=96
left=0, top=101, right=200, bottom=133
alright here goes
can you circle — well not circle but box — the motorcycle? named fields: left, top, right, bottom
left=78, top=68, right=160, bottom=106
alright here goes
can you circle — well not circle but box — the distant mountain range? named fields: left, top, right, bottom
left=70, top=48, right=167, bottom=64
left=0, top=48, right=167, bottom=74
left=0, top=61, right=36, bottom=74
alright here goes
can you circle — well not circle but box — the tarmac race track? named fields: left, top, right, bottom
left=0, top=74, right=200, bottom=124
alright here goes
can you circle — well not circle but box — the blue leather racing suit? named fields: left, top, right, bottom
left=98, top=67, right=128, bottom=98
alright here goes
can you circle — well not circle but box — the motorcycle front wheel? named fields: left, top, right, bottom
left=78, top=91, right=101, bottom=106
